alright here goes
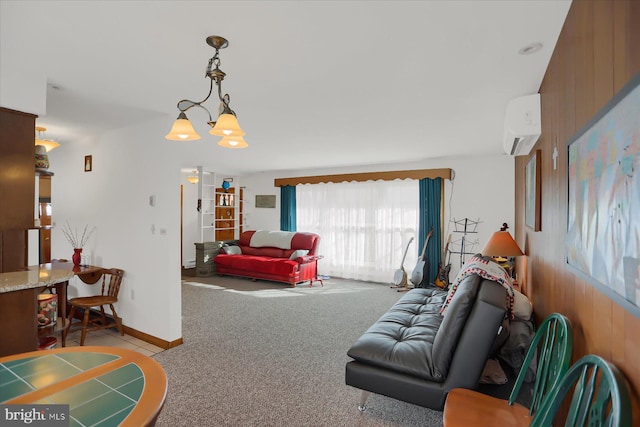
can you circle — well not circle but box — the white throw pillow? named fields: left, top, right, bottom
left=513, top=289, right=533, bottom=320
left=289, top=249, right=309, bottom=260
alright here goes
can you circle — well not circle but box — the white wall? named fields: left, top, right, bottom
left=240, top=173, right=281, bottom=231
left=0, top=2, right=46, bottom=115
left=241, top=154, right=516, bottom=278
left=48, top=117, right=183, bottom=342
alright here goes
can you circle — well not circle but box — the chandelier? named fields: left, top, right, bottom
left=165, top=35, right=248, bottom=148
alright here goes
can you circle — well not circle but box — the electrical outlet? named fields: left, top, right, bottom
left=131, top=289, right=134, bottom=300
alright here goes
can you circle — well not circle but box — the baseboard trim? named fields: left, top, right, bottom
left=77, top=307, right=183, bottom=350
left=122, top=325, right=183, bottom=350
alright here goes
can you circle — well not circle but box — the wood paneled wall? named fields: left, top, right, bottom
left=514, top=0, right=640, bottom=420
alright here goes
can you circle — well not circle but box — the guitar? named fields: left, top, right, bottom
left=434, top=234, right=452, bottom=289
left=391, top=237, right=414, bottom=288
left=410, top=228, right=434, bottom=288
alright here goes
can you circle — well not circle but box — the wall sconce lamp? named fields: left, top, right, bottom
left=35, top=126, right=60, bottom=152
left=165, top=35, right=247, bottom=147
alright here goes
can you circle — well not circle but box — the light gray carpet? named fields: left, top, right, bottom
left=153, top=276, right=445, bottom=426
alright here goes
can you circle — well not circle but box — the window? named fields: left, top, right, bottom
left=297, top=179, right=419, bottom=283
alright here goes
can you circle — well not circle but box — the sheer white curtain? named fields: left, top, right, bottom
left=297, top=179, right=419, bottom=283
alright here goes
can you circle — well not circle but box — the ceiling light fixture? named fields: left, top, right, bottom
left=166, top=35, right=247, bottom=147
left=187, top=170, right=199, bottom=184
left=35, top=126, right=60, bottom=152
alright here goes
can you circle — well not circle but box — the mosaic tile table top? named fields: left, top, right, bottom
left=0, top=346, right=167, bottom=426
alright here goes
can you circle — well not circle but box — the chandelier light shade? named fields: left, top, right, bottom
left=166, top=35, right=247, bottom=148
left=482, top=231, right=524, bottom=257
left=209, top=113, right=246, bottom=137
left=218, top=136, right=248, bottom=149
left=166, top=112, right=201, bottom=141
left=35, top=126, right=60, bottom=152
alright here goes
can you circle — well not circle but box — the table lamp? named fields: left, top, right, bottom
left=482, top=223, right=523, bottom=276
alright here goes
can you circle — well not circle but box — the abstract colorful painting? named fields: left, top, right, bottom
left=567, top=74, right=640, bottom=312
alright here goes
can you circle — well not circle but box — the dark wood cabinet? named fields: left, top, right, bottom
left=0, top=107, right=36, bottom=272
left=0, top=230, right=28, bottom=273
left=0, top=286, right=41, bottom=356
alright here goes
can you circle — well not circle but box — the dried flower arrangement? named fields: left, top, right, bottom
left=61, top=221, right=96, bottom=249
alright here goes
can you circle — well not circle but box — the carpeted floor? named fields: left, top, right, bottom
left=152, top=275, right=446, bottom=426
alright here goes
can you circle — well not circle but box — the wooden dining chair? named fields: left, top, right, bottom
left=443, top=312, right=573, bottom=427
left=63, top=268, right=125, bottom=346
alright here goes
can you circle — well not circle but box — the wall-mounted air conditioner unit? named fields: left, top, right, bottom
left=503, top=93, right=541, bottom=156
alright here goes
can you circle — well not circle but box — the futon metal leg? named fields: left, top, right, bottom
left=358, top=391, right=371, bottom=412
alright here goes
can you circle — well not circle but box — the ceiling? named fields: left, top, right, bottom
left=1, top=1, right=571, bottom=175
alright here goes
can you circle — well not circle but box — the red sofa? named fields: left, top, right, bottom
left=213, top=230, right=322, bottom=287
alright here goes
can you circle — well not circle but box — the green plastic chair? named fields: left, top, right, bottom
left=530, top=354, right=633, bottom=427
left=508, top=312, right=574, bottom=414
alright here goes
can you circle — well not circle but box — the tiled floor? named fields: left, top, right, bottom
left=62, top=327, right=165, bottom=357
